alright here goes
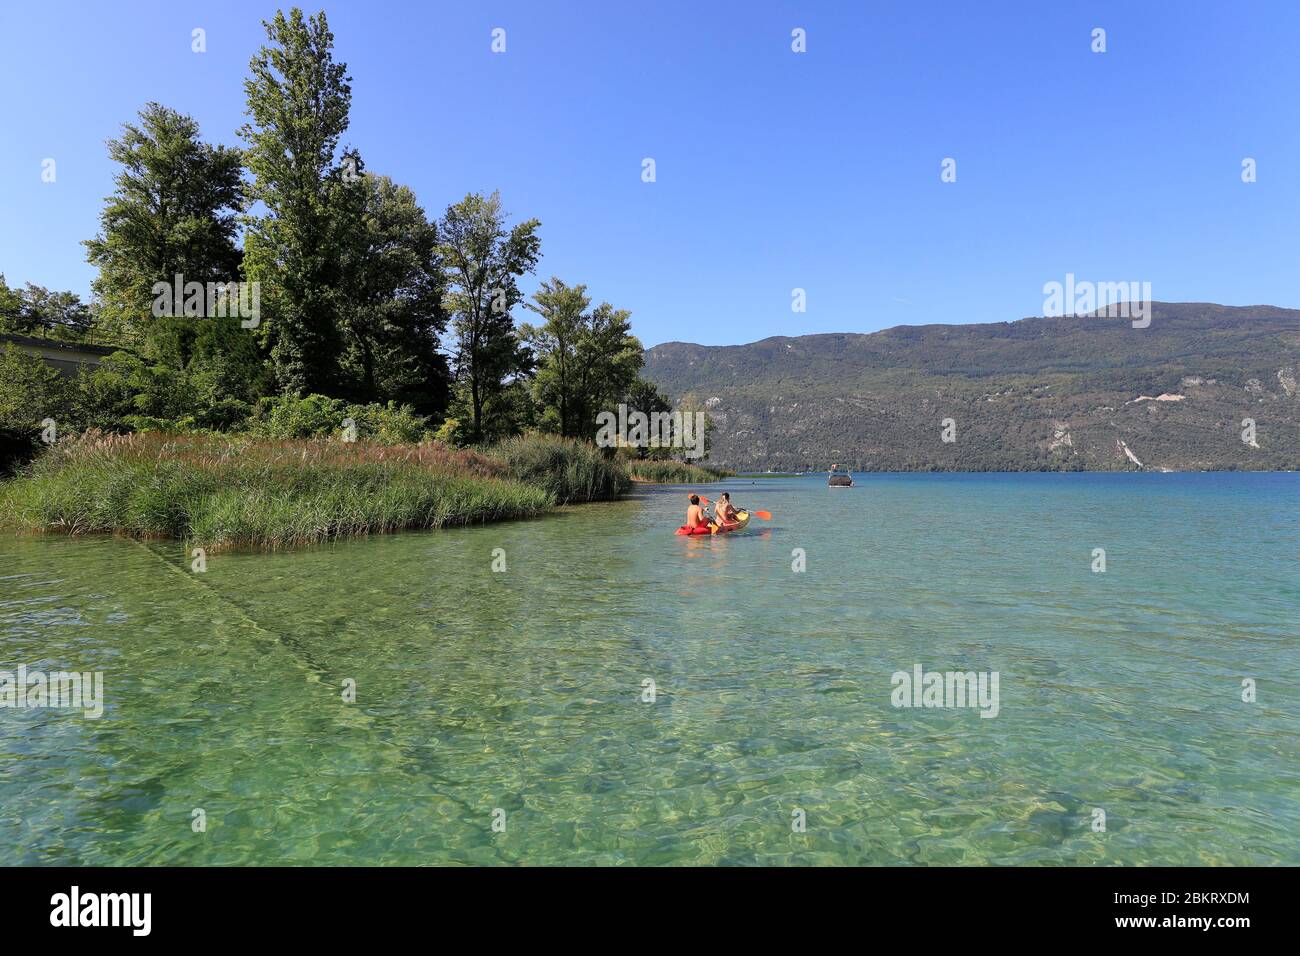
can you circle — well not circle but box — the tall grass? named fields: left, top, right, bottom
left=2, top=431, right=553, bottom=551
left=488, top=433, right=630, bottom=504
left=627, top=459, right=731, bottom=483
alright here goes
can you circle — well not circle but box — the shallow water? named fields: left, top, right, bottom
left=0, top=473, right=1296, bottom=865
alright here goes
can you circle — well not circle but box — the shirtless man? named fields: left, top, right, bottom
left=685, top=494, right=711, bottom=531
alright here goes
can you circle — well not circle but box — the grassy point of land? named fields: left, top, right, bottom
left=1, top=431, right=628, bottom=551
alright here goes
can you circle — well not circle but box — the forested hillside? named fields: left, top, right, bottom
left=644, top=304, right=1300, bottom=472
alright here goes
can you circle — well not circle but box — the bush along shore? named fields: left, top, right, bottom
left=0, top=431, right=646, bottom=552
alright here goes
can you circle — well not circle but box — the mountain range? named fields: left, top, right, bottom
left=643, top=303, right=1300, bottom=472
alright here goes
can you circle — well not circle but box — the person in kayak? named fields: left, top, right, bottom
left=714, top=492, right=740, bottom=530
left=685, top=494, right=712, bottom=532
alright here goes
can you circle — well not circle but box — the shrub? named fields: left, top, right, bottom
left=433, top=416, right=465, bottom=447
left=0, top=344, right=73, bottom=433
left=0, top=345, right=74, bottom=472
left=245, top=394, right=351, bottom=439
left=246, top=394, right=431, bottom=444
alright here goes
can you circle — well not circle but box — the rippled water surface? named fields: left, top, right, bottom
left=1, top=473, right=1296, bottom=865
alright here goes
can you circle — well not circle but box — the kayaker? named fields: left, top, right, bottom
left=714, top=492, right=739, bottom=530
left=685, top=495, right=711, bottom=532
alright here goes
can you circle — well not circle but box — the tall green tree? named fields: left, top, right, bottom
left=82, top=102, right=258, bottom=425
left=241, top=7, right=352, bottom=396
left=438, top=191, right=540, bottom=442
left=0, top=279, right=92, bottom=340
left=622, top=377, right=673, bottom=459
left=675, top=394, right=716, bottom=461
left=0, top=276, right=19, bottom=328
left=334, top=173, right=449, bottom=415
left=82, top=102, right=244, bottom=359
left=522, top=278, right=643, bottom=440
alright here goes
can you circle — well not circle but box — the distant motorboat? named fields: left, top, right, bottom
left=828, top=464, right=853, bottom=487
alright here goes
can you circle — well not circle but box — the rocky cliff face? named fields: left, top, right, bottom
left=644, top=304, right=1300, bottom=471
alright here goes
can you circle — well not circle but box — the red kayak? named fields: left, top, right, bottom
left=675, top=510, right=750, bottom=535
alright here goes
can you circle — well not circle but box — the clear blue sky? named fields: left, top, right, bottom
left=1, top=1, right=1297, bottom=346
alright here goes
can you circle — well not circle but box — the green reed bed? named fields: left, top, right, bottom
left=1, top=431, right=558, bottom=550
left=627, top=459, right=731, bottom=484
left=489, top=433, right=630, bottom=504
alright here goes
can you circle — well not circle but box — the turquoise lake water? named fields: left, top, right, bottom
left=1, top=473, right=1296, bottom=865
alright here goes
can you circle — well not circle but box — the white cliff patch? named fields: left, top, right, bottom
left=1116, top=439, right=1143, bottom=468
left=1049, top=421, right=1073, bottom=451
left=1127, top=393, right=1185, bottom=404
